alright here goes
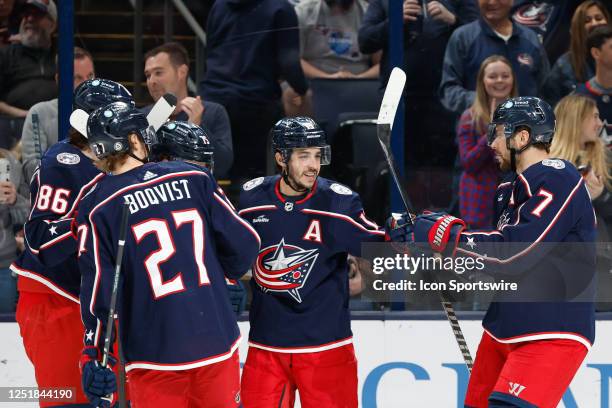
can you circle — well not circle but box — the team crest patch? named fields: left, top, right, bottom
left=254, top=238, right=319, bottom=303
left=243, top=177, right=264, bottom=191
left=56, top=152, right=80, bottom=165
left=542, top=159, right=565, bottom=169
left=330, top=183, right=352, bottom=195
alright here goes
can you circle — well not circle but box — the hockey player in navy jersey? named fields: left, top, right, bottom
left=238, top=117, right=385, bottom=407
left=9, top=79, right=133, bottom=407
left=153, top=120, right=247, bottom=314
left=392, top=97, right=596, bottom=407
left=76, top=103, right=260, bottom=407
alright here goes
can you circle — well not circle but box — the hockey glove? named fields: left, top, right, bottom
left=226, top=279, right=247, bottom=315
left=384, top=212, right=414, bottom=242
left=413, top=212, right=466, bottom=256
left=79, top=346, right=117, bottom=408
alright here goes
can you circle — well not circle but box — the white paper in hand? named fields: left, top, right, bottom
left=147, top=93, right=177, bottom=131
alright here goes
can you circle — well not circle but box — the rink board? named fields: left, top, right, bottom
left=0, top=318, right=610, bottom=407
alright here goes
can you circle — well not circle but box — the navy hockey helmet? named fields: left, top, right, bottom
left=271, top=116, right=331, bottom=165
left=152, top=121, right=215, bottom=169
left=487, top=96, right=556, bottom=147
left=73, top=78, right=135, bottom=113
left=86, top=102, right=157, bottom=159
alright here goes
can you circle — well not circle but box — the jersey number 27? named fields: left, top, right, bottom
left=132, top=209, right=209, bottom=299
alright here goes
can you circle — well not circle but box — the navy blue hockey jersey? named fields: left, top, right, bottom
left=77, top=161, right=260, bottom=371
left=238, top=176, right=385, bottom=352
left=10, top=140, right=104, bottom=303
left=456, top=159, right=596, bottom=349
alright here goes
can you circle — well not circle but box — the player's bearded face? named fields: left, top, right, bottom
left=490, top=125, right=511, bottom=171
left=286, top=148, right=321, bottom=190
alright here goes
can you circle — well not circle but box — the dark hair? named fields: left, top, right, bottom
left=569, top=1, right=611, bottom=82
left=68, top=128, right=89, bottom=150
left=587, top=25, right=612, bottom=50
left=55, top=46, right=94, bottom=69
left=144, top=42, right=189, bottom=68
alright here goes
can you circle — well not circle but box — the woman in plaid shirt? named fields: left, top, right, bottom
left=457, top=55, right=518, bottom=228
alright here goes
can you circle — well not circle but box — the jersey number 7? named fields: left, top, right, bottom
left=132, top=209, right=209, bottom=299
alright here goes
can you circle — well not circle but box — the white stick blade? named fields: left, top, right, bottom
left=69, top=109, right=89, bottom=138
left=147, top=93, right=177, bottom=131
left=377, top=67, right=406, bottom=130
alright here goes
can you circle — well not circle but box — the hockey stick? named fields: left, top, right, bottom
left=69, top=93, right=178, bottom=138
left=100, top=201, right=130, bottom=405
left=377, top=68, right=474, bottom=373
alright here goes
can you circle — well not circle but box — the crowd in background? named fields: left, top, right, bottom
left=0, top=0, right=610, bottom=313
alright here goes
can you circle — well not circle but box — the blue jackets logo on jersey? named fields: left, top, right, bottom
left=254, top=238, right=319, bottom=303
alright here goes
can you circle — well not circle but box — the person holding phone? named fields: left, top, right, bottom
left=0, top=148, right=29, bottom=313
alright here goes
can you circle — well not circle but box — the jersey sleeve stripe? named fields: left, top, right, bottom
left=359, top=212, right=380, bottom=229
left=457, top=178, right=584, bottom=263
left=238, top=205, right=278, bottom=215
left=518, top=173, right=532, bottom=197
left=38, top=231, right=73, bottom=250
left=214, top=192, right=262, bottom=245
left=301, top=209, right=385, bottom=236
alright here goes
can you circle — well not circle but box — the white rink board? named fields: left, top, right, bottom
left=1, top=320, right=611, bottom=407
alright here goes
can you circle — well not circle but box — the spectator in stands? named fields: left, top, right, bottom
left=0, top=0, right=56, bottom=150
left=511, top=0, right=585, bottom=64
left=201, top=0, right=308, bottom=181
left=0, top=0, right=15, bottom=45
left=0, top=147, right=29, bottom=313
left=542, top=1, right=610, bottom=107
left=551, top=93, right=612, bottom=308
left=282, top=0, right=381, bottom=116
left=144, top=42, right=234, bottom=179
left=458, top=55, right=518, bottom=229
left=20, top=47, right=95, bottom=183
left=439, top=0, right=550, bottom=116
left=359, top=0, right=478, bottom=168
left=575, top=25, right=612, bottom=145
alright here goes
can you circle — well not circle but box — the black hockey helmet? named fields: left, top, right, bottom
left=487, top=96, right=556, bottom=147
left=86, top=102, right=157, bottom=159
left=74, top=78, right=135, bottom=113
left=152, top=121, right=215, bottom=169
left=271, top=116, right=331, bottom=165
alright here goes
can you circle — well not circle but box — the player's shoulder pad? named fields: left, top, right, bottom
left=520, top=159, right=581, bottom=196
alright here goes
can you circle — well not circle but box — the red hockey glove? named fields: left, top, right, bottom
left=413, top=212, right=466, bottom=256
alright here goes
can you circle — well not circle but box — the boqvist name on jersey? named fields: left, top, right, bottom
left=124, top=179, right=191, bottom=214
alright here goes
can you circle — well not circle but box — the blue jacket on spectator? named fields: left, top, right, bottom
left=440, top=18, right=550, bottom=114
left=201, top=0, right=308, bottom=104
left=140, top=100, right=234, bottom=179
left=358, top=0, right=478, bottom=95
left=542, top=52, right=595, bottom=107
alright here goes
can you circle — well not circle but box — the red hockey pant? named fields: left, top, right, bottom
left=241, top=344, right=358, bottom=408
left=465, top=331, right=588, bottom=408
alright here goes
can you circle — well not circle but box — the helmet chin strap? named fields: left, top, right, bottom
left=127, top=135, right=152, bottom=164
left=507, top=137, right=532, bottom=173
left=281, top=167, right=310, bottom=194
